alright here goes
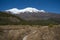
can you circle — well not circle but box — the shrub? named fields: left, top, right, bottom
left=48, top=24, right=53, bottom=27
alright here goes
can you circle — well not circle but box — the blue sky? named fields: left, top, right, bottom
left=0, top=0, right=60, bottom=13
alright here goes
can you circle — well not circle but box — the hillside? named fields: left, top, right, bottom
left=0, top=11, right=60, bottom=25
left=0, top=12, right=22, bottom=25
left=16, top=12, right=60, bottom=25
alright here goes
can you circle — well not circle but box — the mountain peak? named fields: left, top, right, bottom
left=5, top=7, right=45, bottom=14
left=21, top=7, right=40, bottom=12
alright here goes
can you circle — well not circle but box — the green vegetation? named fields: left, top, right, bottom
left=48, top=24, right=53, bottom=27
left=20, top=20, right=59, bottom=26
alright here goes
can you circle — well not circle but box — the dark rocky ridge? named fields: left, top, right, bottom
left=16, top=12, right=60, bottom=20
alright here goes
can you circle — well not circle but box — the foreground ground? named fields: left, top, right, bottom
left=0, top=25, right=60, bottom=40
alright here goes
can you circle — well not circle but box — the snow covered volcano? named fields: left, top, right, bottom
left=5, top=7, right=45, bottom=14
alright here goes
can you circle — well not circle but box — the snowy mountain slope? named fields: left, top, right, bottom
left=5, top=7, right=45, bottom=14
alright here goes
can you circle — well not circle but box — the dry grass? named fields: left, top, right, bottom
left=0, top=25, right=60, bottom=40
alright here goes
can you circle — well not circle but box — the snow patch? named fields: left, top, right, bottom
left=5, top=8, right=20, bottom=14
